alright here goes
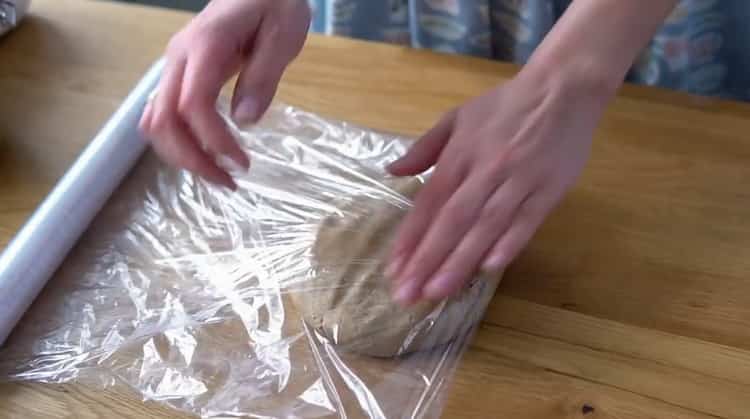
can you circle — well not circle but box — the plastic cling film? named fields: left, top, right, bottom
left=0, top=99, right=501, bottom=418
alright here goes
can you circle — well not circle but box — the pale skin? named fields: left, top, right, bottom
left=140, top=0, right=680, bottom=305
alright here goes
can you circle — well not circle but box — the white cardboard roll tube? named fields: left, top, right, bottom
left=0, top=59, right=165, bottom=345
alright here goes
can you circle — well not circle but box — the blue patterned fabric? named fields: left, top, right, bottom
left=307, top=0, right=750, bottom=102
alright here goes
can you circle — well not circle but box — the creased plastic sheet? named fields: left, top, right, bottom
left=0, top=100, right=500, bottom=418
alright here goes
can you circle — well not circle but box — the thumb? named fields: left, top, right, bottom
left=387, top=109, right=456, bottom=176
left=232, top=5, right=310, bottom=124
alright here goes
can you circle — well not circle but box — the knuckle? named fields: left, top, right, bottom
left=407, top=253, right=433, bottom=276
left=298, top=1, right=312, bottom=27
left=280, top=0, right=312, bottom=30
left=177, top=91, right=206, bottom=119
left=210, top=134, right=236, bottom=155
left=197, top=29, right=226, bottom=51
left=138, top=118, right=148, bottom=133
left=504, top=229, right=529, bottom=253
left=483, top=157, right=508, bottom=181
left=518, top=196, right=544, bottom=220
left=445, top=250, right=472, bottom=273
left=150, top=136, right=188, bottom=171
left=184, top=24, right=232, bottom=57
left=166, top=32, right=188, bottom=54
left=179, top=151, right=203, bottom=173
left=446, top=106, right=460, bottom=119
left=443, top=201, right=476, bottom=227
left=149, top=111, right=175, bottom=135
left=479, top=200, right=507, bottom=225
left=505, top=145, right=528, bottom=169
left=139, top=120, right=154, bottom=138
left=392, top=236, right=415, bottom=257
left=194, top=15, right=237, bottom=48
left=432, top=162, right=466, bottom=190
left=453, top=155, right=473, bottom=179
left=221, top=138, right=241, bottom=155
left=414, top=185, right=440, bottom=208
left=190, top=12, right=220, bottom=37
left=454, top=106, right=470, bottom=125
left=150, top=144, right=178, bottom=169
left=138, top=111, right=153, bottom=135
left=264, top=18, right=283, bottom=41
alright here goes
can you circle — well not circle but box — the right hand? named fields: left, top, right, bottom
left=139, top=0, right=311, bottom=189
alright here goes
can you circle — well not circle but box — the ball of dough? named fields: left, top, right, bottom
left=290, top=177, right=501, bottom=357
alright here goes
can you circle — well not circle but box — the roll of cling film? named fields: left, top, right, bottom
left=0, top=95, right=501, bottom=418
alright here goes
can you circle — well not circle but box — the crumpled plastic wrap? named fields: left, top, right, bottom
left=0, top=100, right=499, bottom=418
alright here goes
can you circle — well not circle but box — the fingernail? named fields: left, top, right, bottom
left=230, top=151, right=250, bottom=171
left=384, top=255, right=404, bottom=280
left=224, top=179, right=238, bottom=192
left=216, top=154, right=250, bottom=173
left=139, top=104, right=153, bottom=134
left=393, top=280, right=418, bottom=306
left=233, top=96, right=260, bottom=124
left=422, top=272, right=457, bottom=300
left=482, top=253, right=506, bottom=273
left=215, top=172, right=238, bottom=191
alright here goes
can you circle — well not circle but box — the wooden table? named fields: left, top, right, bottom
left=3, top=1, right=750, bottom=418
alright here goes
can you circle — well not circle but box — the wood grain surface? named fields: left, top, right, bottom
left=2, top=0, right=750, bottom=418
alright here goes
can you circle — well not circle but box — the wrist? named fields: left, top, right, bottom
left=519, top=49, right=623, bottom=107
left=516, top=0, right=678, bottom=106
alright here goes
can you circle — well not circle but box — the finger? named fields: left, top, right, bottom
left=180, top=41, right=250, bottom=170
left=421, top=178, right=530, bottom=300
left=140, top=86, right=161, bottom=134
left=482, top=186, right=558, bottom=272
left=385, top=157, right=467, bottom=281
left=393, top=170, right=500, bottom=305
left=139, top=101, right=154, bottom=135
left=147, top=55, right=236, bottom=189
left=147, top=54, right=196, bottom=158
left=151, top=120, right=237, bottom=190
left=232, top=9, right=307, bottom=124
left=387, top=109, right=456, bottom=176
left=150, top=54, right=186, bottom=134
left=232, top=62, right=284, bottom=125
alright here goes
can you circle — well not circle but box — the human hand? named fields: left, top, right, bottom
left=139, top=0, right=311, bottom=189
left=386, top=69, right=614, bottom=305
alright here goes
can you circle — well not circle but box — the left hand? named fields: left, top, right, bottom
left=139, top=0, right=311, bottom=189
left=385, top=68, right=614, bottom=305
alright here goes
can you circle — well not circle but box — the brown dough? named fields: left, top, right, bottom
left=289, top=176, right=501, bottom=357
